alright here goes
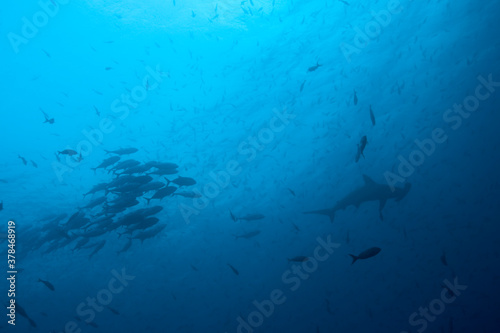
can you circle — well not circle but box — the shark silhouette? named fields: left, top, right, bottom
left=304, top=175, right=411, bottom=222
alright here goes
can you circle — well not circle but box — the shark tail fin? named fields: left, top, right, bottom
left=348, top=254, right=358, bottom=265
left=303, top=209, right=335, bottom=223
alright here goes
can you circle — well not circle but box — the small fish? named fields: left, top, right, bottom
left=353, top=89, right=358, bottom=105
left=38, top=278, right=55, bottom=291
left=165, top=176, right=196, bottom=187
left=42, top=49, right=51, bottom=58
left=300, top=80, right=306, bottom=92
left=41, top=108, right=55, bottom=124
left=190, top=264, right=198, bottom=271
left=91, top=156, right=121, bottom=173
left=292, top=223, right=300, bottom=232
left=441, top=251, right=448, bottom=266
left=288, top=188, right=296, bottom=196
left=338, top=0, right=350, bottom=5
left=369, top=105, right=376, bottom=126
left=349, top=247, right=381, bottom=264
left=0, top=201, right=3, bottom=211
left=355, top=136, right=368, bottom=163
left=16, top=303, right=37, bottom=327
left=106, top=306, right=120, bottom=315
left=31, top=160, right=38, bottom=168
left=191, top=10, right=196, bottom=17
left=288, top=256, right=309, bottom=262
left=230, top=211, right=265, bottom=222
left=104, top=147, right=138, bottom=155
left=308, top=62, right=322, bottom=72
left=58, top=149, right=78, bottom=156
left=105, top=67, right=112, bottom=70
left=18, top=155, right=27, bottom=165
left=227, top=263, right=239, bottom=275
left=94, top=105, right=101, bottom=116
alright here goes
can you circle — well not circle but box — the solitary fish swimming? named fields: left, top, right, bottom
left=355, top=135, right=367, bottom=163
left=349, top=247, right=381, bottom=264
left=308, top=62, right=322, bottom=72
left=18, top=155, right=28, bottom=165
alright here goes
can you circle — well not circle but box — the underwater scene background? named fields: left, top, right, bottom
left=1, top=0, right=500, bottom=332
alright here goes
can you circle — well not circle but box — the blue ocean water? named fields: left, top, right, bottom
left=1, top=0, right=500, bottom=332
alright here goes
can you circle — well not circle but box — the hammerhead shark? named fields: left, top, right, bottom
left=304, top=175, right=411, bottom=222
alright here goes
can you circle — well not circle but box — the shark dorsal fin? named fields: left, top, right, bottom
left=362, top=174, right=376, bottom=185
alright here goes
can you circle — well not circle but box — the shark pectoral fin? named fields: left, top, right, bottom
left=303, top=208, right=335, bottom=223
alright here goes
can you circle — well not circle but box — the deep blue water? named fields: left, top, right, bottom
left=1, top=0, right=500, bottom=332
